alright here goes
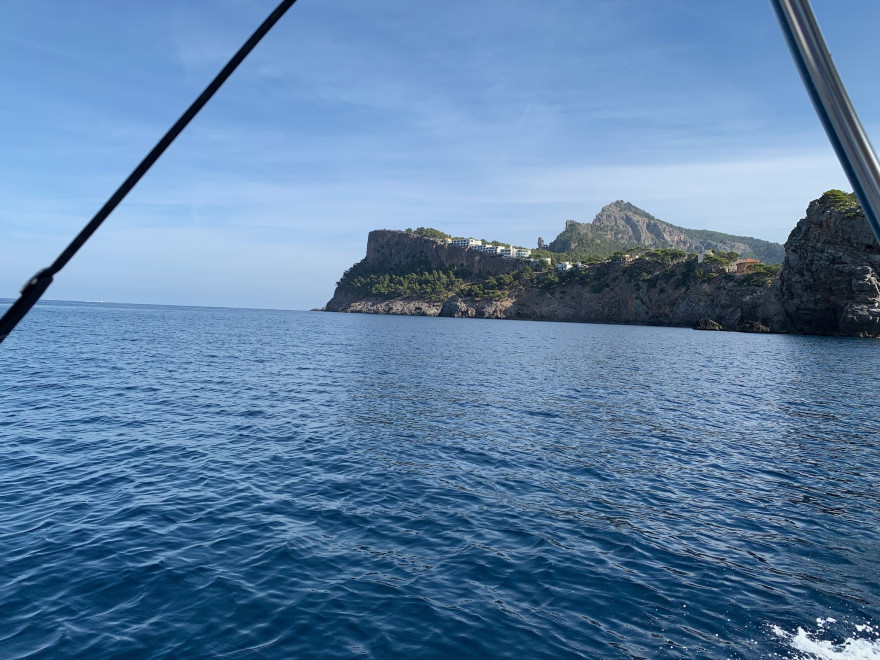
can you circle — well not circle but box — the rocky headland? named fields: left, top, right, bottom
left=326, top=192, right=880, bottom=337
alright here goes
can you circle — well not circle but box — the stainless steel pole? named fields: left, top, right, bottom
left=770, top=0, right=880, bottom=241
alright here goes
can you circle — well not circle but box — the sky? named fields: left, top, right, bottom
left=1, top=1, right=878, bottom=310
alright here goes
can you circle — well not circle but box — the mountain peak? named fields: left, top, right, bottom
left=546, top=201, right=784, bottom=263
left=601, top=200, right=657, bottom=220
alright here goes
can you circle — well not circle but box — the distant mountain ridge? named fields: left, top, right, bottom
left=547, top=201, right=785, bottom=264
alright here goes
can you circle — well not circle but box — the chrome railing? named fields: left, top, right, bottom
left=771, top=0, right=880, bottom=242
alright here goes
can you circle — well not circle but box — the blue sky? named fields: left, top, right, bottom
left=1, top=1, right=878, bottom=310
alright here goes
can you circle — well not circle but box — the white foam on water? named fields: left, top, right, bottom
left=771, top=621, right=880, bottom=660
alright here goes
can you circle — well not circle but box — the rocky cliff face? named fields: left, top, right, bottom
left=363, top=230, right=521, bottom=276
left=325, top=230, right=521, bottom=312
left=554, top=202, right=697, bottom=251
left=438, top=261, right=785, bottom=332
left=326, top=193, right=880, bottom=337
left=329, top=242, right=786, bottom=331
left=781, top=192, right=880, bottom=336
left=549, top=201, right=785, bottom=263
left=335, top=299, right=444, bottom=316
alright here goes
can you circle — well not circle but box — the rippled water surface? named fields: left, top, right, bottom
left=2, top=301, right=879, bottom=659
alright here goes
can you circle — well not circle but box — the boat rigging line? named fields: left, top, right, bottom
left=770, top=0, right=880, bottom=242
left=2, top=0, right=879, bottom=345
left=0, top=0, right=299, bottom=346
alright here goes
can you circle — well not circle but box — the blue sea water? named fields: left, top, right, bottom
left=1, top=300, right=879, bottom=659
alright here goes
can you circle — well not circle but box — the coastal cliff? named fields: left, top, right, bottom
left=437, top=259, right=784, bottom=332
left=325, top=230, right=523, bottom=312
left=326, top=193, right=880, bottom=337
left=360, top=230, right=523, bottom=276
left=781, top=190, right=880, bottom=336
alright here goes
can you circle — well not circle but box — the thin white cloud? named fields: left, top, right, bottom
left=2, top=0, right=877, bottom=308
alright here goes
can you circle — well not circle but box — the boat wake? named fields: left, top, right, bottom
left=771, top=618, right=880, bottom=659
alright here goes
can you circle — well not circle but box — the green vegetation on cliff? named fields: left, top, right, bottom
left=740, top=263, right=781, bottom=287
left=642, top=248, right=689, bottom=264
left=702, top=250, right=739, bottom=266
left=336, top=242, right=757, bottom=303
left=336, top=259, right=539, bottom=303
left=333, top=200, right=791, bottom=307
left=407, top=227, right=451, bottom=240
left=542, top=226, right=625, bottom=263
left=682, top=229, right=781, bottom=263
left=818, top=189, right=860, bottom=217
left=460, top=268, right=535, bottom=300
left=325, top=189, right=880, bottom=337
left=337, top=260, right=465, bottom=302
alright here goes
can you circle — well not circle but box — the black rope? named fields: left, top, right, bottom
left=0, top=0, right=299, bottom=345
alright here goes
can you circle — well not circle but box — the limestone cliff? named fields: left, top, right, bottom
left=438, top=260, right=785, bottom=332
left=360, top=230, right=522, bottom=276
left=326, top=193, right=880, bottom=337
left=781, top=191, right=880, bottom=336
left=549, top=201, right=785, bottom=264
left=325, top=230, right=521, bottom=312
left=328, top=235, right=785, bottom=331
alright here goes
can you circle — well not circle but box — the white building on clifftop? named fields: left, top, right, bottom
left=452, top=238, right=482, bottom=249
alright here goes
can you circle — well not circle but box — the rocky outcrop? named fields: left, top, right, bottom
left=781, top=192, right=880, bottom=336
left=494, top=262, right=785, bottom=330
left=553, top=203, right=696, bottom=251
left=336, top=299, right=443, bottom=316
left=339, top=257, right=786, bottom=332
left=325, top=230, right=522, bottom=313
left=737, top=320, right=771, bottom=333
left=326, top=193, right=880, bottom=337
left=439, top=296, right=514, bottom=319
left=549, top=201, right=785, bottom=263
left=363, top=230, right=520, bottom=277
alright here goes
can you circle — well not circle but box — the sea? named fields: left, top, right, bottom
left=1, top=299, right=878, bottom=659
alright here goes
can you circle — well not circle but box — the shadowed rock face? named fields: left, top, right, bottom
left=362, top=230, right=521, bottom=276
left=324, top=230, right=522, bottom=313
left=781, top=194, right=880, bottom=336
left=327, top=232, right=788, bottom=331
left=491, top=265, right=785, bottom=330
